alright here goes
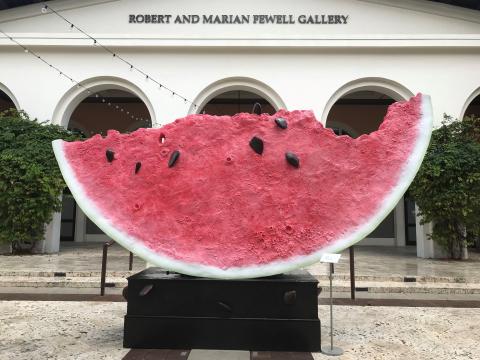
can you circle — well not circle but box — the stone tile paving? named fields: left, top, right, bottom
left=0, top=301, right=479, bottom=359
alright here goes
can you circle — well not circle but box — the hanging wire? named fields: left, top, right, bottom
left=0, top=28, right=151, bottom=129
left=41, top=3, right=197, bottom=109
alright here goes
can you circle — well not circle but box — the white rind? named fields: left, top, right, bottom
left=52, top=95, right=433, bottom=279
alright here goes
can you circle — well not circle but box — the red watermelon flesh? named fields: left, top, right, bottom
left=53, top=93, right=432, bottom=278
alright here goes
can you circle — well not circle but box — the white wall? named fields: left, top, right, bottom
left=0, top=0, right=478, bottom=126
left=0, top=46, right=478, bottom=127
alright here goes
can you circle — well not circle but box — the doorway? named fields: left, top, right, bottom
left=200, top=90, right=276, bottom=115
left=60, top=88, right=152, bottom=243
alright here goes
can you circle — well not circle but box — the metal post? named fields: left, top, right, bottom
left=349, top=246, right=356, bottom=300
left=100, top=240, right=114, bottom=296
left=129, top=252, right=133, bottom=271
left=330, top=263, right=334, bottom=350
left=322, top=263, right=343, bottom=356
left=100, top=243, right=108, bottom=296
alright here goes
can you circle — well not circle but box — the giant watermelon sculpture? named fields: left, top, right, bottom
left=53, top=94, right=432, bottom=279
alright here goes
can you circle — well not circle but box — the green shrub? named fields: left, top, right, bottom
left=0, top=109, right=82, bottom=252
left=410, top=114, right=480, bottom=258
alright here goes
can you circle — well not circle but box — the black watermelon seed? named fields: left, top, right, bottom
left=139, top=284, right=153, bottom=297
left=283, top=290, right=297, bottom=305
left=249, top=136, right=264, bottom=155
left=135, top=162, right=141, bottom=174
left=275, top=117, right=288, bottom=129
left=285, top=152, right=300, bottom=168
left=252, top=102, right=262, bottom=115
left=168, top=150, right=180, bottom=168
left=106, top=149, right=115, bottom=162
left=217, top=301, right=232, bottom=313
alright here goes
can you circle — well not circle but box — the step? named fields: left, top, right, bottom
left=1, top=270, right=479, bottom=285
left=312, top=273, right=479, bottom=284
left=317, top=279, right=480, bottom=295
left=0, top=270, right=134, bottom=278
left=1, top=276, right=480, bottom=295
left=0, top=276, right=127, bottom=288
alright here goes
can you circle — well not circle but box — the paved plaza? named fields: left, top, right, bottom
left=1, top=243, right=479, bottom=359
left=0, top=301, right=478, bottom=360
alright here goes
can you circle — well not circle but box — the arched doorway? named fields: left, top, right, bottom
left=325, top=89, right=414, bottom=247
left=60, top=89, right=152, bottom=244
left=463, top=92, right=480, bottom=119
left=199, top=90, right=276, bottom=115
left=0, top=89, right=16, bottom=112
left=326, top=90, right=395, bottom=137
left=68, top=89, right=151, bottom=136
left=190, top=76, right=286, bottom=115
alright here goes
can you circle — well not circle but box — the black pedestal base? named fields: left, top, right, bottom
left=123, top=268, right=321, bottom=352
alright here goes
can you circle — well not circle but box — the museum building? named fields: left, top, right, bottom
left=0, top=0, right=479, bottom=258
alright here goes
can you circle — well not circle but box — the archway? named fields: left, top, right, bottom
left=326, top=90, right=396, bottom=138
left=59, top=84, right=153, bottom=245
left=68, top=89, right=152, bottom=136
left=200, top=90, right=276, bottom=115
left=325, top=87, right=413, bottom=247
left=191, top=77, right=286, bottom=114
left=0, top=84, right=18, bottom=112
left=53, top=76, right=156, bottom=128
left=462, top=88, right=480, bottom=119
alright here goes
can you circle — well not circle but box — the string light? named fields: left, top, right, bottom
left=0, top=28, right=151, bottom=129
left=41, top=3, right=197, bottom=108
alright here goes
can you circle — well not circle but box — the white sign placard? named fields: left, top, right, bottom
left=320, top=253, right=341, bottom=264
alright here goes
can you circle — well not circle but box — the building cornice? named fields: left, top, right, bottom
left=1, top=34, right=479, bottom=48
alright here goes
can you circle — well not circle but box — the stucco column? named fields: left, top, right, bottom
left=74, top=206, right=86, bottom=242
left=415, top=205, right=451, bottom=258
left=41, top=211, right=62, bottom=253
left=394, top=197, right=406, bottom=247
left=415, top=205, right=434, bottom=258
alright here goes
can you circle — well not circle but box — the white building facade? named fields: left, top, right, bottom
left=0, top=0, right=479, bottom=257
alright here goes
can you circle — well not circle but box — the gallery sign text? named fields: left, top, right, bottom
left=128, top=14, right=349, bottom=25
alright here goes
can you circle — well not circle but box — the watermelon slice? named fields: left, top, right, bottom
left=53, top=94, right=432, bottom=279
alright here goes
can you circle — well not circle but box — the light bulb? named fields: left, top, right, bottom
left=41, top=6, right=48, bottom=14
